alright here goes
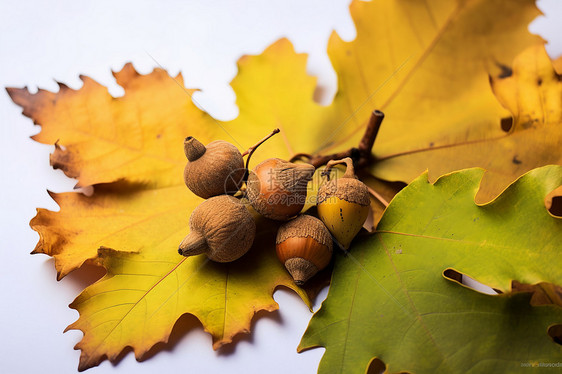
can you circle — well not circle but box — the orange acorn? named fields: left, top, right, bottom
left=276, top=215, right=333, bottom=286
left=246, top=158, right=314, bottom=221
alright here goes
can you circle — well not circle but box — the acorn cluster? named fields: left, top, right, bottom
left=178, top=133, right=370, bottom=286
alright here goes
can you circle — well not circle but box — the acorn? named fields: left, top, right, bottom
left=317, top=157, right=370, bottom=250
left=246, top=158, right=315, bottom=221
left=276, top=215, right=333, bottom=286
left=183, top=137, right=245, bottom=198
left=178, top=195, right=256, bottom=262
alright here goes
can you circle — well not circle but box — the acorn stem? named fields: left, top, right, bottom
left=242, top=128, right=280, bottom=157
left=243, top=128, right=281, bottom=182
left=178, top=231, right=207, bottom=257
left=184, top=137, right=206, bottom=161
left=322, top=157, right=356, bottom=180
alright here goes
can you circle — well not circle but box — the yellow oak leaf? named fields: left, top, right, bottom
left=319, top=0, right=544, bottom=202
left=68, top=233, right=307, bottom=371
left=370, top=44, right=562, bottom=202
left=9, top=65, right=221, bottom=188
left=553, top=55, right=562, bottom=74
left=8, top=41, right=319, bottom=371
left=30, top=183, right=196, bottom=280
left=224, top=39, right=334, bottom=164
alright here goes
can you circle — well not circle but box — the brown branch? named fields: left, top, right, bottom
left=356, top=110, right=384, bottom=169
left=307, top=150, right=354, bottom=169
left=292, top=110, right=385, bottom=169
left=291, top=110, right=390, bottom=213
left=358, top=110, right=384, bottom=153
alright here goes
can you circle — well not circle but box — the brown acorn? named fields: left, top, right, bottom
left=183, top=137, right=245, bottom=198
left=178, top=195, right=256, bottom=262
left=276, top=215, right=333, bottom=286
left=246, top=158, right=315, bottom=221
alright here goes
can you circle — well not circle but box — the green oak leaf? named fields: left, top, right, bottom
left=299, top=166, right=562, bottom=374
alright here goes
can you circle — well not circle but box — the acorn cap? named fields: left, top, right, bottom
left=317, top=178, right=370, bottom=206
left=247, top=158, right=314, bottom=221
left=274, top=160, right=315, bottom=193
left=276, top=215, right=332, bottom=248
left=317, top=157, right=370, bottom=206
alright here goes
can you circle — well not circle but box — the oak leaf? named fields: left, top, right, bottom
left=372, top=44, right=562, bottom=202
left=7, top=0, right=560, bottom=371
left=299, top=166, right=562, bottom=373
left=320, top=0, right=548, bottom=202
left=67, top=233, right=302, bottom=371
left=553, top=55, right=562, bottom=75
left=8, top=66, right=220, bottom=188
left=7, top=41, right=323, bottom=370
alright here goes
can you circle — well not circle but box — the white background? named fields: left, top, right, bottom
left=1, top=1, right=561, bottom=373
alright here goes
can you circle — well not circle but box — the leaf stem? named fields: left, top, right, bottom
left=366, top=185, right=389, bottom=207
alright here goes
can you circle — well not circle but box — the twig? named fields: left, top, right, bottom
left=242, top=128, right=280, bottom=157
left=358, top=110, right=384, bottom=154
left=289, top=153, right=312, bottom=162
left=290, top=110, right=385, bottom=169
left=243, top=128, right=280, bottom=182
left=304, top=149, right=354, bottom=169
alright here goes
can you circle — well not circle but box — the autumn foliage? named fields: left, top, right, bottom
left=7, top=0, right=562, bottom=372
